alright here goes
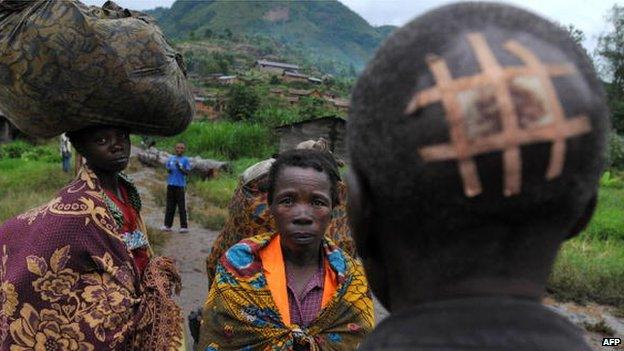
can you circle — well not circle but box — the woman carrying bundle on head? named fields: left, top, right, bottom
left=0, top=125, right=188, bottom=350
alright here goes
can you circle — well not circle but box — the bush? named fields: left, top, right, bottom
left=0, top=140, right=30, bottom=159
left=607, top=133, right=624, bottom=170
left=254, top=105, right=302, bottom=128
left=156, top=121, right=276, bottom=160
left=225, top=84, right=259, bottom=122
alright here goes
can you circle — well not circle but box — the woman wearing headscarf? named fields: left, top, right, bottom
left=199, top=149, right=373, bottom=350
left=0, top=125, right=183, bottom=350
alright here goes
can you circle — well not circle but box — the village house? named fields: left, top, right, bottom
left=287, top=89, right=323, bottom=98
left=269, top=88, right=285, bottom=97
left=282, top=70, right=308, bottom=83
left=308, top=76, right=322, bottom=84
left=255, top=59, right=300, bottom=74
left=285, top=96, right=299, bottom=105
left=218, top=75, right=238, bottom=85
left=274, top=116, right=347, bottom=161
left=332, top=98, right=350, bottom=112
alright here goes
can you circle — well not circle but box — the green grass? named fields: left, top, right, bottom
left=190, top=176, right=238, bottom=208
left=0, top=159, right=72, bottom=222
left=579, top=186, right=624, bottom=241
left=185, top=158, right=262, bottom=230
left=154, top=121, right=276, bottom=160
left=549, top=238, right=624, bottom=308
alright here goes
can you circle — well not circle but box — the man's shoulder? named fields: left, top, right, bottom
left=358, top=298, right=593, bottom=351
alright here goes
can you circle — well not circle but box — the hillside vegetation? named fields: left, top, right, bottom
left=147, top=0, right=395, bottom=72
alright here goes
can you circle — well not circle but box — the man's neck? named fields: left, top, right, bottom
left=389, top=277, right=544, bottom=312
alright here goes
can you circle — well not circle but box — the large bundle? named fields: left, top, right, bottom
left=0, top=0, right=193, bottom=138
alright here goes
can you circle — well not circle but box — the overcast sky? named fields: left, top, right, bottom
left=83, top=0, right=621, bottom=52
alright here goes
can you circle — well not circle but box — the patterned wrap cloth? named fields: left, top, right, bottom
left=199, top=232, right=374, bottom=350
left=0, top=166, right=183, bottom=350
left=205, top=177, right=355, bottom=289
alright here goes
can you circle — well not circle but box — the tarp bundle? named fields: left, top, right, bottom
left=0, top=0, right=193, bottom=138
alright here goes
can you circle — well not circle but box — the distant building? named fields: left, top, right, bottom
left=286, top=96, right=299, bottom=105
left=288, top=88, right=311, bottom=97
left=256, top=59, right=300, bottom=74
left=0, top=110, right=19, bottom=144
left=274, top=116, right=347, bottom=161
left=218, top=75, right=239, bottom=85
left=269, top=88, right=285, bottom=97
left=331, top=98, right=350, bottom=112
left=194, top=96, right=214, bottom=118
left=282, top=70, right=308, bottom=83
left=308, top=76, right=322, bottom=84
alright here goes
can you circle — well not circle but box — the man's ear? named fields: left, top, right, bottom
left=567, top=193, right=598, bottom=240
left=345, top=168, right=374, bottom=260
left=346, top=167, right=393, bottom=310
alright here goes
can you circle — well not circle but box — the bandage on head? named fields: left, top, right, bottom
left=405, top=32, right=592, bottom=197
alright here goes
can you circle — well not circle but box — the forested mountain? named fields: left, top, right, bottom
left=146, top=0, right=396, bottom=70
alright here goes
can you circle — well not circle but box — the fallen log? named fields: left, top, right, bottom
left=137, top=147, right=231, bottom=179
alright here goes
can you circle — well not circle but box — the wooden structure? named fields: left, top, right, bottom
left=137, top=147, right=230, bottom=179
left=255, top=60, right=300, bottom=74
left=218, top=75, right=238, bottom=85
left=282, top=70, right=308, bottom=82
left=275, top=116, right=347, bottom=161
left=332, top=98, right=350, bottom=112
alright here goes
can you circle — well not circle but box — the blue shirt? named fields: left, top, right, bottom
left=166, top=155, right=191, bottom=187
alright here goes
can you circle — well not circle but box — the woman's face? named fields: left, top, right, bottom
left=271, top=166, right=333, bottom=252
left=76, top=127, right=131, bottom=173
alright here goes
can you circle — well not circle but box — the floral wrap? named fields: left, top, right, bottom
left=205, top=177, right=355, bottom=288
left=0, top=166, right=183, bottom=350
left=199, top=232, right=374, bottom=350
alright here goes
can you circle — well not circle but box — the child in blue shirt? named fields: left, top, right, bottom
left=162, top=142, right=192, bottom=232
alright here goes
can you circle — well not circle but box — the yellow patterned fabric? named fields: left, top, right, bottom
left=0, top=166, right=183, bottom=350
left=199, top=232, right=374, bottom=350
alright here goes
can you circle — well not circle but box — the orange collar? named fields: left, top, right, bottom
left=258, top=235, right=338, bottom=326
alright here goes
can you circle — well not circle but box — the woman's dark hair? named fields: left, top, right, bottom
left=267, top=149, right=341, bottom=206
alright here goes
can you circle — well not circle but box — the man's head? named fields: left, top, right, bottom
left=347, top=3, right=609, bottom=311
left=175, top=142, right=186, bottom=156
left=66, top=125, right=131, bottom=174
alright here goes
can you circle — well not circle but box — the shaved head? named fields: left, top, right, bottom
left=347, top=2, right=609, bottom=309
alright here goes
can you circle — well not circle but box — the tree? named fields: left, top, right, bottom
left=564, top=24, right=586, bottom=47
left=269, top=75, right=280, bottom=85
left=597, top=5, right=624, bottom=132
left=597, top=5, right=624, bottom=101
left=204, top=28, right=213, bottom=38
left=299, top=97, right=329, bottom=120
left=225, top=84, right=259, bottom=122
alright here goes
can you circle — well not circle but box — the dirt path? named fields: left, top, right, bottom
left=129, top=148, right=218, bottom=349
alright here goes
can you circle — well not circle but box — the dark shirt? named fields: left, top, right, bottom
left=358, top=297, right=592, bottom=351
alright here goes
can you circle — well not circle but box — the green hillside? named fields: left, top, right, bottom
left=146, top=0, right=395, bottom=70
